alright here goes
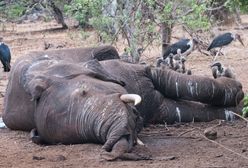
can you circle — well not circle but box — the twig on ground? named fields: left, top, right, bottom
left=228, top=111, right=248, bottom=127
left=178, top=120, right=223, bottom=137
left=178, top=120, right=248, bottom=161
left=200, top=133, right=248, bottom=161
left=177, top=128, right=197, bottom=137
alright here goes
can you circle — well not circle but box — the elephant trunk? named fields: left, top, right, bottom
left=147, top=67, right=244, bottom=107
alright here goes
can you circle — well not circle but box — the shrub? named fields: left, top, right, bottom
left=242, top=94, right=248, bottom=117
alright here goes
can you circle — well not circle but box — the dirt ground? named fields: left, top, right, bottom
left=0, top=16, right=248, bottom=168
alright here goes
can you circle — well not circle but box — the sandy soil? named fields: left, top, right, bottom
left=0, top=16, right=248, bottom=168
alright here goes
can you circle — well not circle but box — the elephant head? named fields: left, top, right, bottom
left=4, top=58, right=147, bottom=161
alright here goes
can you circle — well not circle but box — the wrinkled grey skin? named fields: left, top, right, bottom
left=100, top=60, right=244, bottom=124
left=5, top=58, right=144, bottom=161
left=3, top=45, right=120, bottom=131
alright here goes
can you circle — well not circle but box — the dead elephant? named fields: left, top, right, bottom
left=4, top=58, right=147, bottom=161
left=3, top=50, right=244, bottom=161
left=5, top=57, right=244, bottom=125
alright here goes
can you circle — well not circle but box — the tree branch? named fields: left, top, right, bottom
left=206, top=2, right=227, bottom=11
left=175, top=8, right=194, bottom=19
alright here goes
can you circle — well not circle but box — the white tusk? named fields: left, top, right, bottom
left=120, top=94, right=142, bottom=106
left=0, top=117, right=6, bottom=129
left=137, top=138, right=145, bottom=146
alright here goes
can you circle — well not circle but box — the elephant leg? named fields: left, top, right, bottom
left=147, top=66, right=244, bottom=106
left=100, top=137, right=151, bottom=161
left=150, top=97, right=243, bottom=124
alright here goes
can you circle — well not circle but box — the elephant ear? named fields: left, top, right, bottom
left=92, top=45, right=120, bottom=61
left=82, top=59, right=125, bottom=86
left=24, top=77, right=49, bottom=101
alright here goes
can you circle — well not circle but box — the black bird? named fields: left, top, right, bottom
left=210, top=62, right=235, bottom=79
left=163, top=38, right=199, bottom=60
left=0, top=42, right=11, bottom=72
left=207, top=32, right=244, bottom=61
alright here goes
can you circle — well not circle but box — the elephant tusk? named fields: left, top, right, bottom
left=120, top=94, right=142, bottom=106
left=0, top=117, right=6, bottom=129
left=137, top=138, right=145, bottom=146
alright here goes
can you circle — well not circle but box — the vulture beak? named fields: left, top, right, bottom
left=237, top=36, right=244, bottom=46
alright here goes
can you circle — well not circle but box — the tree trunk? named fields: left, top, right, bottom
left=48, top=1, right=68, bottom=29
left=161, top=22, right=172, bottom=57
left=118, top=0, right=140, bottom=63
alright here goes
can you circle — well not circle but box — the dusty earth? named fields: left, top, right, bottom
left=0, top=15, right=248, bottom=168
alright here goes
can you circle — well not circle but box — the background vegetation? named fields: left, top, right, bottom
left=0, top=0, right=247, bottom=61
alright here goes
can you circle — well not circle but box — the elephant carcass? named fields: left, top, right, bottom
left=3, top=45, right=119, bottom=131
left=4, top=58, right=146, bottom=161
left=26, top=45, right=120, bottom=63
left=99, top=60, right=244, bottom=124
left=4, top=57, right=244, bottom=129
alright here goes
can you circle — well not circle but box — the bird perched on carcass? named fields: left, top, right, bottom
left=207, top=32, right=244, bottom=61
left=0, top=41, right=11, bottom=72
left=175, top=57, right=192, bottom=75
left=156, top=57, right=165, bottom=67
left=163, top=38, right=199, bottom=60
left=157, top=54, right=180, bottom=70
left=210, top=61, right=235, bottom=79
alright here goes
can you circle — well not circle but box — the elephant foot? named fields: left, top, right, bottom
left=101, top=137, right=152, bottom=161
left=30, top=128, right=43, bottom=144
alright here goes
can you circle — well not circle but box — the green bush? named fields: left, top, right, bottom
left=6, top=3, right=26, bottom=20
left=242, top=94, right=248, bottom=117
left=0, top=1, right=30, bottom=20
left=64, top=0, right=102, bottom=27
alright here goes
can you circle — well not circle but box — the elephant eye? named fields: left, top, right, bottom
left=80, top=90, right=87, bottom=96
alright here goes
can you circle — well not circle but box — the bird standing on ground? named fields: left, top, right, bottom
left=163, top=38, right=199, bottom=60
left=0, top=42, right=11, bottom=72
left=207, top=32, right=244, bottom=61
left=210, top=62, right=235, bottom=79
